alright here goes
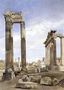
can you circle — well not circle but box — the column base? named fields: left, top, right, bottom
left=2, top=70, right=12, bottom=80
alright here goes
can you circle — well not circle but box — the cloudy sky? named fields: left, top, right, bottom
left=0, top=0, right=64, bottom=63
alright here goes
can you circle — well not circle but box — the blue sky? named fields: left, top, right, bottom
left=0, top=0, right=64, bottom=62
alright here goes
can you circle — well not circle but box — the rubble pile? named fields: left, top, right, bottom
left=16, top=75, right=38, bottom=89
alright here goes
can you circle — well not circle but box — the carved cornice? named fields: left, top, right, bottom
left=44, top=30, right=56, bottom=47
left=4, top=11, right=24, bottom=23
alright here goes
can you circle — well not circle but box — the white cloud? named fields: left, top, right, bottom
left=0, top=17, right=64, bottom=62
left=26, top=19, right=64, bottom=62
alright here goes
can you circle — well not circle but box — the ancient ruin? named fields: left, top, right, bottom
left=3, top=11, right=26, bottom=80
left=44, top=30, right=64, bottom=71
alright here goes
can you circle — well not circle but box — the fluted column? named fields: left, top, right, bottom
left=20, top=21, right=26, bottom=69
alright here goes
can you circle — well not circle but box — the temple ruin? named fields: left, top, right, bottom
left=44, top=30, right=64, bottom=71
left=3, top=11, right=26, bottom=80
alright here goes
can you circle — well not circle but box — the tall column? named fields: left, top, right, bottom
left=53, top=39, right=56, bottom=65
left=5, top=21, right=13, bottom=70
left=50, top=39, right=56, bottom=70
left=10, top=36, right=14, bottom=70
left=60, top=37, right=62, bottom=65
left=61, top=37, right=64, bottom=65
left=2, top=21, right=13, bottom=80
left=20, top=21, right=26, bottom=69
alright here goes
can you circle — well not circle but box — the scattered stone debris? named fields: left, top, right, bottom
left=30, top=75, right=41, bottom=83
left=16, top=81, right=38, bottom=89
left=22, top=75, right=31, bottom=82
left=52, top=78, right=59, bottom=86
left=40, top=77, right=52, bottom=85
left=58, top=79, right=64, bottom=87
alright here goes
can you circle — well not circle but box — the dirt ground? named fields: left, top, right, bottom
left=0, top=71, right=64, bottom=90
left=0, top=81, right=64, bottom=90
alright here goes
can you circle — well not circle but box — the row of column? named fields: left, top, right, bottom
left=5, top=21, right=26, bottom=71
left=45, top=38, right=57, bottom=70
left=45, top=37, right=64, bottom=68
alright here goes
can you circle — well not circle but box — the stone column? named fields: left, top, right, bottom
left=10, top=36, right=14, bottom=70
left=60, top=37, right=62, bottom=65
left=2, top=21, right=13, bottom=80
left=45, top=45, right=50, bottom=66
left=45, top=46, right=47, bottom=65
left=5, top=21, right=12, bottom=70
left=20, top=21, right=26, bottom=70
left=61, top=37, right=64, bottom=65
left=50, top=39, right=56, bottom=70
left=53, top=39, right=56, bottom=65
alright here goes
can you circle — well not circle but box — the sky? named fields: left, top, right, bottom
left=0, top=0, right=64, bottom=63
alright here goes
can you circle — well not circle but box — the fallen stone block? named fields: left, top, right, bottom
left=30, top=76, right=41, bottom=83
left=40, top=77, right=52, bottom=85
left=16, top=81, right=38, bottom=89
left=52, top=78, right=59, bottom=85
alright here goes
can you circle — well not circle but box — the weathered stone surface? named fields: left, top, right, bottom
left=52, top=78, right=59, bottom=85
left=61, top=37, right=64, bottom=65
left=58, top=79, right=64, bottom=87
left=30, top=75, right=41, bottom=83
left=2, top=68, right=15, bottom=80
left=40, top=77, right=52, bottom=85
left=22, top=75, right=31, bottom=82
left=16, top=81, right=38, bottom=89
left=4, top=11, right=26, bottom=80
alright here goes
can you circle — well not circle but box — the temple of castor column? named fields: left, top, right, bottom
left=3, top=11, right=26, bottom=80
left=44, top=30, right=64, bottom=71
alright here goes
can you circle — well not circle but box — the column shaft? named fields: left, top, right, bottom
left=20, top=22, right=26, bottom=69
left=50, top=39, right=56, bottom=69
left=61, top=37, right=64, bottom=65
left=5, top=22, right=13, bottom=70
left=10, top=36, right=13, bottom=69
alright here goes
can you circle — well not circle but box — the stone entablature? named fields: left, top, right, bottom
left=44, top=30, right=56, bottom=47
left=4, top=11, right=23, bottom=23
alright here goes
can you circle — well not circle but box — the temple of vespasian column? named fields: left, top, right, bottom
left=44, top=30, right=64, bottom=71
left=3, top=11, right=26, bottom=80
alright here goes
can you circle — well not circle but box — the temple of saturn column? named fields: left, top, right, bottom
left=3, top=11, right=26, bottom=80
left=44, top=30, right=64, bottom=70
